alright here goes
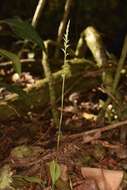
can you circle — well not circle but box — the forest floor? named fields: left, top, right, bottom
left=0, top=81, right=127, bottom=190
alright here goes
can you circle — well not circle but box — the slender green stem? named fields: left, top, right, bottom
left=57, top=20, right=70, bottom=151
left=57, top=73, right=65, bottom=150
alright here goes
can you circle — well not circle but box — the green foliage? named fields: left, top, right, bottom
left=11, top=145, right=32, bottom=158
left=49, top=160, right=61, bottom=187
left=0, top=49, right=21, bottom=75
left=13, top=175, right=43, bottom=186
left=0, top=165, right=13, bottom=190
left=0, top=18, right=45, bottom=50
left=22, top=176, right=42, bottom=184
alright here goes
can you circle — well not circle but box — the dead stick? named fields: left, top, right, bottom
left=64, top=120, right=127, bottom=140
left=57, top=0, right=73, bottom=44
left=32, top=0, right=46, bottom=28
left=0, top=58, right=35, bottom=66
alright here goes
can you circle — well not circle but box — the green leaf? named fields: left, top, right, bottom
left=12, top=175, right=43, bottom=189
left=0, top=18, right=45, bottom=49
left=23, top=176, right=42, bottom=184
left=49, top=160, right=61, bottom=186
left=0, top=49, right=21, bottom=75
left=13, top=175, right=42, bottom=185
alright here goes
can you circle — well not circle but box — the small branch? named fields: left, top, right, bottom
left=0, top=58, right=35, bottom=67
left=84, top=26, right=107, bottom=68
left=0, top=57, right=95, bottom=67
left=42, top=41, right=59, bottom=128
left=32, top=0, right=46, bottom=28
left=63, top=120, right=127, bottom=141
left=57, top=0, right=73, bottom=44
left=113, top=35, right=127, bottom=93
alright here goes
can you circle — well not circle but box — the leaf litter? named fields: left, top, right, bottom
left=0, top=89, right=127, bottom=190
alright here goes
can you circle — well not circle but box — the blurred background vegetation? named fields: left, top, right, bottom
left=0, top=0, right=127, bottom=54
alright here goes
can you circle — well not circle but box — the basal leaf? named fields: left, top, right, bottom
left=0, top=18, right=45, bottom=49
left=0, top=49, right=21, bottom=75
left=49, top=160, right=61, bottom=186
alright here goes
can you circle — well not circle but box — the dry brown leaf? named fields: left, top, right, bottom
left=60, top=164, right=68, bottom=182
left=55, top=165, right=70, bottom=190
left=81, top=167, right=123, bottom=190
left=74, top=179, right=99, bottom=190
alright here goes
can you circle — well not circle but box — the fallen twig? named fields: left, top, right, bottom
left=63, top=120, right=127, bottom=142
left=0, top=58, right=35, bottom=66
